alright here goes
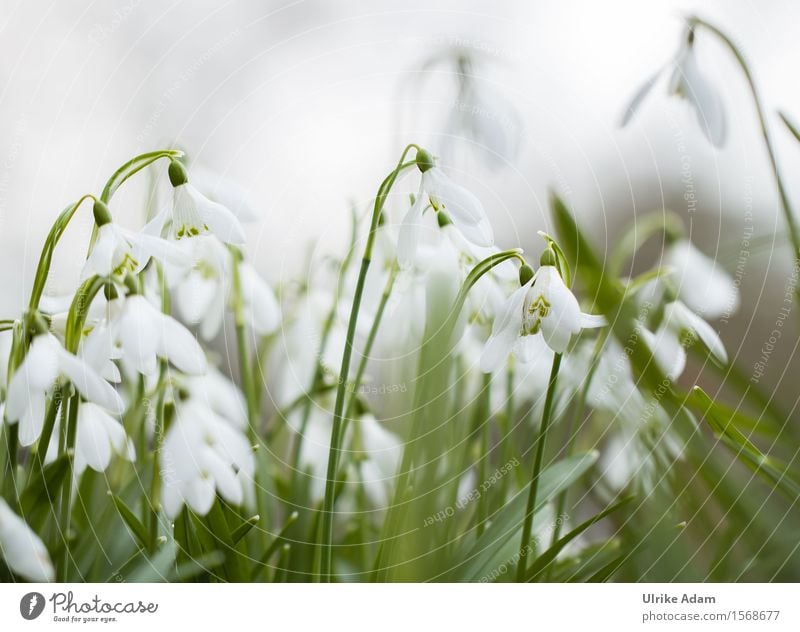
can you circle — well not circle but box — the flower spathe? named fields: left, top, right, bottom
left=5, top=333, right=124, bottom=446
left=621, top=28, right=726, bottom=147
left=480, top=265, right=605, bottom=372
left=0, top=499, right=54, bottom=582
left=398, top=153, right=494, bottom=269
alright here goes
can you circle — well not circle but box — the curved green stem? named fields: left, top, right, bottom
left=318, top=145, right=419, bottom=582
left=516, top=352, right=562, bottom=582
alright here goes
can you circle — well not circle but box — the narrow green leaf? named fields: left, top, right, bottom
left=111, top=494, right=149, bottom=549
left=524, top=496, right=633, bottom=581
left=231, top=514, right=260, bottom=544
left=449, top=452, right=599, bottom=581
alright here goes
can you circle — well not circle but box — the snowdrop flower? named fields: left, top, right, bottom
left=190, top=163, right=261, bottom=223
left=398, top=148, right=494, bottom=269
left=665, top=239, right=739, bottom=319
left=5, top=333, right=124, bottom=446
left=82, top=200, right=189, bottom=279
left=111, top=295, right=207, bottom=377
left=0, top=499, right=54, bottom=581
left=621, top=27, right=726, bottom=147
left=480, top=261, right=605, bottom=372
left=444, top=55, right=522, bottom=170
left=170, top=237, right=280, bottom=340
left=74, top=402, right=135, bottom=473
left=183, top=366, right=248, bottom=430
left=643, top=300, right=727, bottom=380
left=160, top=399, right=254, bottom=518
left=147, top=160, right=246, bottom=245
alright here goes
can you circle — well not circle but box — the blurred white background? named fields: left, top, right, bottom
left=2, top=0, right=800, bottom=397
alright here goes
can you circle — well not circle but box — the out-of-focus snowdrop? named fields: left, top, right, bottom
left=664, top=239, right=739, bottom=319
left=107, top=295, right=206, bottom=378
left=481, top=260, right=605, bottom=372
left=398, top=149, right=494, bottom=269
left=642, top=301, right=728, bottom=380
left=621, top=26, right=726, bottom=147
left=161, top=398, right=254, bottom=519
left=5, top=333, right=124, bottom=445
left=0, top=499, right=54, bottom=581
left=290, top=402, right=401, bottom=506
left=82, top=200, right=190, bottom=280
left=169, top=236, right=280, bottom=341
left=147, top=160, right=246, bottom=245
left=74, top=402, right=135, bottom=473
left=183, top=366, right=248, bottom=430
left=587, top=341, right=683, bottom=493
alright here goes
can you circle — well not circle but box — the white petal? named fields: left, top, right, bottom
left=191, top=185, right=247, bottom=245
left=185, top=476, right=216, bottom=516
left=116, top=296, right=160, bottom=376
left=620, top=66, right=664, bottom=127
left=176, top=272, right=219, bottom=325
left=157, top=313, right=207, bottom=375
left=581, top=313, right=607, bottom=328
left=240, top=263, right=280, bottom=335
left=666, top=240, right=738, bottom=319
left=0, top=499, right=54, bottom=581
left=643, top=327, right=686, bottom=380
left=84, top=224, right=118, bottom=277
left=424, top=168, right=488, bottom=226
left=76, top=403, right=113, bottom=472
left=17, top=394, right=47, bottom=446
left=680, top=49, right=726, bottom=147
left=479, top=281, right=530, bottom=373
left=5, top=335, right=59, bottom=422
left=397, top=193, right=425, bottom=270
left=203, top=448, right=242, bottom=505
left=58, top=347, right=124, bottom=414
left=668, top=301, right=728, bottom=364
left=452, top=215, right=494, bottom=248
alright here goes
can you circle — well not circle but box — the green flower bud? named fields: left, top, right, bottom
left=539, top=248, right=558, bottom=268
left=519, top=263, right=534, bottom=286
left=92, top=200, right=112, bottom=227
left=168, top=159, right=189, bottom=187
left=437, top=211, right=453, bottom=228
left=415, top=148, right=436, bottom=173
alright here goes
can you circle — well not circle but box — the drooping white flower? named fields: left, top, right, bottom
left=190, top=163, right=261, bottom=223
left=642, top=300, right=727, bottom=380
left=82, top=201, right=190, bottom=279
left=0, top=499, right=54, bottom=582
left=74, top=402, right=135, bottom=473
left=621, top=27, right=726, bottom=147
left=183, top=366, right=248, bottom=430
left=147, top=160, right=246, bottom=245
left=481, top=265, right=605, bottom=372
left=170, top=237, right=280, bottom=340
left=665, top=239, right=739, bottom=319
left=160, top=399, right=254, bottom=518
left=5, top=333, right=124, bottom=446
left=111, top=295, right=207, bottom=377
left=398, top=150, right=494, bottom=269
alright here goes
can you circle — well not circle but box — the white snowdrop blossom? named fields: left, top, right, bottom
left=5, top=333, right=124, bottom=446
left=238, top=262, right=281, bottom=336
left=147, top=160, right=246, bottom=245
left=481, top=265, right=605, bottom=372
left=83, top=202, right=190, bottom=279
left=190, top=163, right=261, bottom=223
left=74, top=402, right=135, bottom=473
left=621, top=28, right=726, bottom=147
left=642, top=300, right=727, bottom=380
left=0, top=499, right=54, bottom=582
left=183, top=367, right=248, bottom=430
left=160, top=399, right=254, bottom=518
left=111, top=295, right=207, bottom=377
left=665, top=239, right=739, bottom=319
left=398, top=151, right=494, bottom=269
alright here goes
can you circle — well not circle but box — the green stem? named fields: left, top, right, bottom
left=57, top=393, right=80, bottom=581
left=516, top=352, right=562, bottom=582
left=229, top=249, right=259, bottom=434
left=318, top=146, right=419, bottom=582
left=690, top=16, right=800, bottom=306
